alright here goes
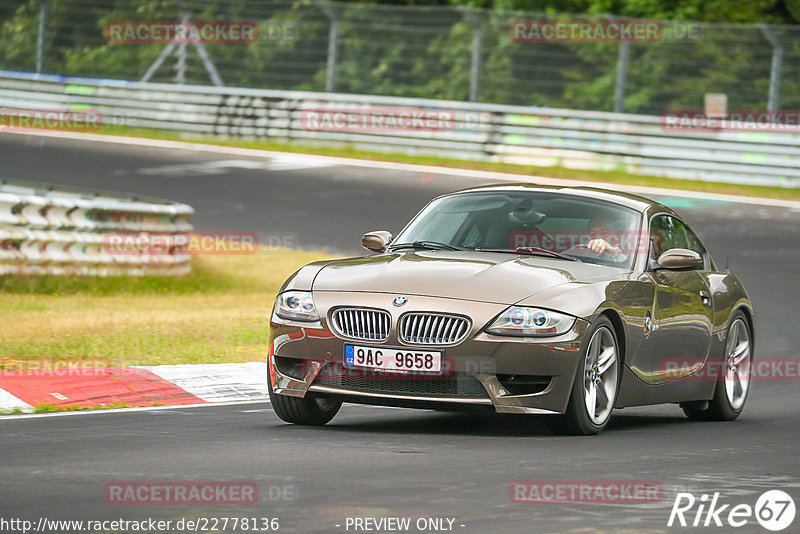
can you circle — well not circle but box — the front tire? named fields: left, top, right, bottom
left=556, top=316, right=621, bottom=435
left=268, top=370, right=341, bottom=426
left=682, top=311, right=752, bottom=422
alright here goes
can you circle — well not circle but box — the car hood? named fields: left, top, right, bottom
left=312, top=251, right=624, bottom=304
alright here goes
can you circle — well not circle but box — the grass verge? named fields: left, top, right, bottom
left=94, top=126, right=800, bottom=202
left=0, top=403, right=142, bottom=414
left=32, top=402, right=134, bottom=413
left=0, top=249, right=337, bottom=368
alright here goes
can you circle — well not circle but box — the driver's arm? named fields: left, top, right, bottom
left=587, top=238, right=622, bottom=255
left=587, top=238, right=627, bottom=261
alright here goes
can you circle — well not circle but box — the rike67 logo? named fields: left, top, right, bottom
left=668, top=490, right=796, bottom=531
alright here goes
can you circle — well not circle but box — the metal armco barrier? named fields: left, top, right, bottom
left=0, top=179, right=193, bottom=276
left=1, top=70, right=799, bottom=187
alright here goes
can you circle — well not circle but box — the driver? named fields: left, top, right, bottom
left=587, top=212, right=627, bottom=259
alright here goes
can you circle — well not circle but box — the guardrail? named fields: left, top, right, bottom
left=1, top=71, right=799, bottom=187
left=0, top=178, right=193, bottom=276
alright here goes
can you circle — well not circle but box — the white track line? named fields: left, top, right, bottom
left=11, top=130, right=800, bottom=209
left=0, top=389, right=33, bottom=413
left=137, top=362, right=269, bottom=403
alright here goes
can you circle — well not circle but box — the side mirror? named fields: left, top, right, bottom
left=656, top=248, right=703, bottom=270
left=361, top=231, right=393, bottom=253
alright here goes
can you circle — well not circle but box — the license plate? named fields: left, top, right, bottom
left=344, top=344, right=442, bottom=373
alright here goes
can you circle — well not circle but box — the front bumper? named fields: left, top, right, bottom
left=269, top=292, right=590, bottom=415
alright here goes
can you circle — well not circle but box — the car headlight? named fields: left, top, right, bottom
left=486, top=307, right=575, bottom=337
left=275, top=291, right=320, bottom=322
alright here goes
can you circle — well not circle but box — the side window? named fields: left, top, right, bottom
left=684, top=223, right=706, bottom=256
left=684, top=223, right=708, bottom=270
left=649, top=214, right=688, bottom=258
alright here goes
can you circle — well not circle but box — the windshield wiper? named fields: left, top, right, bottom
left=474, top=246, right=580, bottom=262
left=389, top=240, right=466, bottom=252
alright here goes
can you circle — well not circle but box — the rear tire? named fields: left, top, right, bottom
left=554, top=316, right=621, bottom=435
left=268, top=370, right=341, bottom=425
left=682, top=311, right=752, bottom=422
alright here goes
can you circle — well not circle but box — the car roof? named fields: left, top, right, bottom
left=443, top=183, right=673, bottom=214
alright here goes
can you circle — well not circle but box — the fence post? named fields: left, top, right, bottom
left=193, top=41, right=224, bottom=87
left=174, top=12, right=190, bottom=85
left=759, top=24, right=782, bottom=111
left=461, top=8, right=484, bottom=102
left=318, top=0, right=339, bottom=92
left=175, top=42, right=187, bottom=85
left=613, top=41, right=630, bottom=113
left=141, top=44, right=176, bottom=83
left=36, top=0, right=48, bottom=74
left=141, top=12, right=223, bottom=86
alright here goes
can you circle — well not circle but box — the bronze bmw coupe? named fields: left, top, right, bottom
left=268, top=184, right=754, bottom=434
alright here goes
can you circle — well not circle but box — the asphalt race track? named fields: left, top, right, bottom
left=1, top=133, right=799, bottom=533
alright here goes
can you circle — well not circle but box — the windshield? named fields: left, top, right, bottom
left=392, top=191, right=642, bottom=269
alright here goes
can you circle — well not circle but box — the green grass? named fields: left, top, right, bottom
left=0, top=260, right=238, bottom=296
left=96, top=125, right=800, bottom=202
left=0, top=250, right=337, bottom=367
left=32, top=402, right=133, bottom=413
left=0, top=403, right=140, bottom=415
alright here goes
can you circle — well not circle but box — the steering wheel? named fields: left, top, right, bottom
left=563, top=244, right=593, bottom=253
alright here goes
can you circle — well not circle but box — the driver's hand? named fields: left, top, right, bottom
left=587, top=238, right=622, bottom=255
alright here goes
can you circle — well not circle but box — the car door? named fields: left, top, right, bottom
left=647, top=214, right=714, bottom=384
